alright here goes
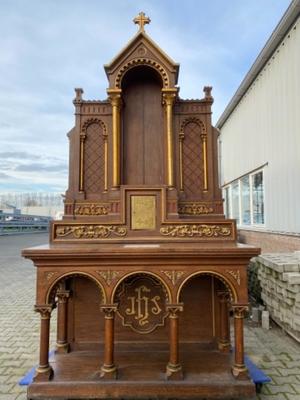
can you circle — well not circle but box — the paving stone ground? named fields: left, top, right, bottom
left=0, top=233, right=300, bottom=400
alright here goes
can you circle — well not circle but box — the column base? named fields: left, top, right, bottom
left=33, top=365, right=53, bottom=382
left=166, top=363, right=183, bottom=380
left=231, top=364, right=249, bottom=380
left=218, top=340, right=231, bottom=353
left=55, top=342, right=70, bottom=354
left=99, top=365, right=117, bottom=380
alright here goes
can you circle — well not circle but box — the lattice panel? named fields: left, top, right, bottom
left=182, top=122, right=203, bottom=198
left=84, top=123, right=104, bottom=193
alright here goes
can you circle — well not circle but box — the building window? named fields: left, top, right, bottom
left=241, top=175, right=250, bottom=225
left=223, top=169, right=265, bottom=227
left=252, top=171, right=264, bottom=224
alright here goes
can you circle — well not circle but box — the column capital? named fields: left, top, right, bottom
left=166, top=303, right=184, bottom=318
left=56, top=290, right=70, bottom=304
left=34, top=304, right=54, bottom=318
left=162, top=88, right=178, bottom=105
left=232, top=304, right=248, bottom=318
left=100, top=304, right=118, bottom=318
left=107, top=88, right=122, bottom=106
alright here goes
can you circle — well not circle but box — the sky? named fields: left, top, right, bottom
left=0, top=0, right=291, bottom=193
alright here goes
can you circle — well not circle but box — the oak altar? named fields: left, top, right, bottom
left=23, top=13, right=260, bottom=400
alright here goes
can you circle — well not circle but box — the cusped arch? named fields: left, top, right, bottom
left=82, top=118, right=107, bottom=137
left=115, top=58, right=169, bottom=89
left=180, top=117, right=206, bottom=136
left=46, top=271, right=107, bottom=305
left=177, top=271, right=238, bottom=303
left=111, top=271, right=172, bottom=303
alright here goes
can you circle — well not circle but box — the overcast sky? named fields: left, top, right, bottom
left=0, top=0, right=291, bottom=193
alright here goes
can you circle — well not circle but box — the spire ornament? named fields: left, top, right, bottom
left=133, top=12, right=151, bottom=32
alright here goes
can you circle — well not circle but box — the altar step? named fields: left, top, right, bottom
left=27, top=343, right=256, bottom=399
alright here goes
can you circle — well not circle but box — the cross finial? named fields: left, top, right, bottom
left=133, top=12, right=151, bottom=32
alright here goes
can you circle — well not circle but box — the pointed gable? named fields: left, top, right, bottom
left=104, top=30, right=180, bottom=89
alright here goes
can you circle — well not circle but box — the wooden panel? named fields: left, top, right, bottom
left=179, top=276, right=214, bottom=343
left=123, top=67, right=164, bottom=185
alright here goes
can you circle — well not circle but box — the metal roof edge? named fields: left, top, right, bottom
left=216, top=0, right=300, bottom=129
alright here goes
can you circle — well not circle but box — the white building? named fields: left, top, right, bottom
left=217, top=0, right=300, bottom=252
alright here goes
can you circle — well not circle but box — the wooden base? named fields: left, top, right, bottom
left=27, top=343, right=255, bottom=399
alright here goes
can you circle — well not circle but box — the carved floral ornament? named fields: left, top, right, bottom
left=55, top=225, right=127, bottom=239
left=226, top=270, right=241, bottom=286
left=74, top=203, right=109, bottom=216
left=160, top=224, right=232, bottom=238
left=97, top=270, right=122, bottom=286
left=178, top=203, right=214, bottom=215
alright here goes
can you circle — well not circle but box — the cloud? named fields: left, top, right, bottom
left=14, top=162, right=67, bottom=173
left=0, top=151, right=42, bottom=160
left=0, top=172, right=11, bottom=179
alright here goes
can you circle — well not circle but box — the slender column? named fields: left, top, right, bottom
left=232, top=305, right=248, bottom=379
left=166, top=304, right=183, bottom=380
left=217, top=291, right=231, bottom=352
left=162, top=89, right=177, bottom=188
left=79, top=133, right=86, bottom=193
left=56, top=289, right=70, bottom=354
left=34, top=305, right=54, bottom=382
left=103, top=132, right=108, bottom=192
left=100, top=305, right=117, bottom=379
left=179, top=131, right=184, bottom=191
left=201, top=133, right=208, bottom=192
left=107, top=89, right=122, bottom=189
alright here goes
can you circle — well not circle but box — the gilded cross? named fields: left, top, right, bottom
left=133, top=12, right=151, bottom=32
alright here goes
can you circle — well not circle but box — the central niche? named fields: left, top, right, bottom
left=122, top=66, right=164, bottom=185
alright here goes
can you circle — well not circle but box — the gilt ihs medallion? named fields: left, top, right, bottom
left=116, top=276, right=168, bottom=334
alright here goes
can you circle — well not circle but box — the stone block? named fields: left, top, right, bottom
left=262, top=310, right=270, bottom=330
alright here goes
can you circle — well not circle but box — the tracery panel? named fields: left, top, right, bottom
left=84, top=122, right=105, bottom=194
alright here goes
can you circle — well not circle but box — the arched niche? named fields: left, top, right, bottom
left=177, top=273, right=236, bottom=345
left=121, top=65, right=164, bottom=185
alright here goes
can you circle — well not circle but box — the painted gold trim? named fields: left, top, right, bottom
left=212, top=276, right=215, bottom=337
left=104, top=135, right=108, bottom=192
left=162, top=89, right=177, bottom=187
left=201, top=134, right=208, bottom=192
left=179, top=131, right=184, bottom=191
left=79, top=133, right=86, bottom=192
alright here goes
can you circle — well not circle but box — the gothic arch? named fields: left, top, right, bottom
left=46, top=271, right=107, bottom=304
left=115, top=58, right=169, bottom=88
left=177, top=271, right=238, bottom=303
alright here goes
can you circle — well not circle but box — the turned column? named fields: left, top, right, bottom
left=217, top=291, right=231, bottom=352
left=232, top=305, right=248, bottom=379
left=56, top=288, right=70, bottom=353
left=34, top=305, right=54, bottom=381
left=100, top=305, right=117, bottom=379
left=166, top=304, right=183, bottom=380
left=162, top=89, right=177, bottom=188
left=107, top=89, right=122, bottom=189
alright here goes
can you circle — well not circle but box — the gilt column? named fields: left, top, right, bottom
left=34, top=305, right=54, bottom=382
left=100, top=305, right=117, bottom=379
left=162, top=89, right=177, bottom=188
left=232, top=305, right=248, bottom=379
left=56, top=288, right=70, bottom=354
left=166, top=304, right=183, bottom=380
left=217, top=291, right=231, bottom=352
left=107, top=89, right=122, bottom=189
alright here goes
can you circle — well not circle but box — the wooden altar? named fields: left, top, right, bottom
left=23, top=13, right=260, bottom=400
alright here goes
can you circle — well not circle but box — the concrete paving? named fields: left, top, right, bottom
left=0, top=234, right=300, bottom=400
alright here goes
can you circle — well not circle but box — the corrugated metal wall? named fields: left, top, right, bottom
left=219, top=17, right=300, bottom=233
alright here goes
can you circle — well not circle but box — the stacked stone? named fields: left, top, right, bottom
left=256, top=252, right=300, bottom=342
